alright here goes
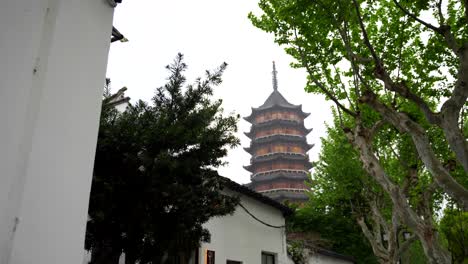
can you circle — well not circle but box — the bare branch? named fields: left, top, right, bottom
left=392, top=0, right=440, bottom=31
left=370, top=200, right=390, bottom=236
left=332, top=63, right=357, bottom=111
left=336, top=106, right=345, bottom=129
left=437, top=0, right=445, bottom=25
left=294, top=32, right=357, bottom=117
left=338, top=23, right=363, bottom=100
left=387, top=208, right=399, bottom=257
left=392, top=0, right=460, bottom=53
left=464, top=0, right=468, bottom=26
left=398, top=235, right=417, bottom=256
left=439, top=47, right=468, bottom=171
left=352, top=0, right=382, bottom=65
left=356, top=217, right=389, bottom=261
left=369, top=120, right=386, bottom=139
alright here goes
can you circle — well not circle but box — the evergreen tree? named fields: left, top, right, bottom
left=85, top=54, right=240, bottom=264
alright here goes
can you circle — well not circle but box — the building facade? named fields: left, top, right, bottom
left=244, top=63, right=313, bottom=203
left=199, top=177, right=292, bottom=264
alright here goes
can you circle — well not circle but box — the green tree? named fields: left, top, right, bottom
left=292, top=113, right=430, bottom=264
left=249, top=0, right=468, bottom=262
left=85, top=54, right=240, bottom=264
left=441, top=207, right=468, bottom=263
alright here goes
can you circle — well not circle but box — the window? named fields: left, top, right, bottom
left=226, top=261, right=242, bottom=264
left=262, top=252, right=275, bottom=264
left=206, top=250, right=215, bottom=264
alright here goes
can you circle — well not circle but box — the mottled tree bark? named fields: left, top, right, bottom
left=360, top=91, right=468, bottom=210
left=347, top=122, right=452, bottom=264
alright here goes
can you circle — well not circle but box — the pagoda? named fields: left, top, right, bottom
left=244, top=62, right=313, bottom=203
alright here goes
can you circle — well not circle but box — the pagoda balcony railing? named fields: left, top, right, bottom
left=252, top=152, right=307, bottom=161
left=255, top=118, right=302, bottom=126
left=258, top=188, right=309, bottom=194
left=254, top=133, right=304, bottom=141
left=252, top=169, right=308, bottom=178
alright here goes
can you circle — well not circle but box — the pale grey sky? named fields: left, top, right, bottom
left=106, top=0, right=333, bottom=184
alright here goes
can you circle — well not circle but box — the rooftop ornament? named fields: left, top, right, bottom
left=272, top=61, right=278, bottom=91
left=111, top=27, right=128, bottom=43
left=106, top=0, right=122, bottom=8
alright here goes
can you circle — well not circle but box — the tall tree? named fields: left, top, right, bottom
left=294, top=113, right=429, bottom=264
left=85, top=54, right=240, bottom=264
left=249, top=1, right=468, bottom=263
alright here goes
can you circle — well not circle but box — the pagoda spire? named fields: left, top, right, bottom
left=272, top=61, right=278, bottom=91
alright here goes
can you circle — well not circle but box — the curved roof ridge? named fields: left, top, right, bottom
left=255, top=90, right=300, bottom=110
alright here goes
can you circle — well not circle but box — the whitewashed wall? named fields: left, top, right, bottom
left=0, top=0, right=114, bottom=262
left=200, top=190, right=288, bottom=264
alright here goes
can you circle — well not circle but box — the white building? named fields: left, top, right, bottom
left=198, top=177, right=292, bottom=264
left=197, top=177, right=355, bottom=264
left=1, top=1, right=115, bottom=263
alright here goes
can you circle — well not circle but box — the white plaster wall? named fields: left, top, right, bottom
left=200, top=190, right=288, bottom=264
left=0, top=0, right=113, bottom=262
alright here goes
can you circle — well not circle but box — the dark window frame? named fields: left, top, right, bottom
left=261, top=252, right=276, bottom=264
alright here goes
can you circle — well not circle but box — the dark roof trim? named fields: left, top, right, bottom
left=314, top=247, right=356, bottom=263
left=249, top=134, right=311, bottom=145
left=219, top=176, right=293, bottom=216
left=250, top=172, right=309, bottom=183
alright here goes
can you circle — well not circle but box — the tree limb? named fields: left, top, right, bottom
left=356, top=216, right=389, bottom=261
left=439, top=46, right=468, bottom=172
left=294, top=33, right=357, bottom=118
left=437, top=0, right=445, bottom=25
left=360, top=90, right=468, bottom=209
left=392, top=0, right=460, bottom=54
left=348, top=123, right=451, bottom=263
left=392, top=0, right=440, bottom=32
left=352, top=0, right=382, bottom=64
left=464, top=0, right=468, bottom=25
left=398, top=235, right=417, bottom=256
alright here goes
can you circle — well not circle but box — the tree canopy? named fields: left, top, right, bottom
left=85, top=54, right=240, bottom=264
left=250, top=0, right=468, bottom=263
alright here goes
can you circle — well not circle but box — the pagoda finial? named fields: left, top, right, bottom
left=272, top=61, right=278, bottom=91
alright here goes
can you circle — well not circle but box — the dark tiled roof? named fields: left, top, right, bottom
left=256, top=90, right=299, bottom=110
left=219, top=176, right=293, bottom=216
left=250, top=171, right=309, bottom=183
left=315, top=247, right=356, bottom=263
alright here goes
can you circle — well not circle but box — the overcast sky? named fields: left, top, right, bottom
left=106, top=0, right=333, bottom=184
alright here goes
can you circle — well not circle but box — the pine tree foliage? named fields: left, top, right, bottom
left=85, top=54, right=240, bottom=264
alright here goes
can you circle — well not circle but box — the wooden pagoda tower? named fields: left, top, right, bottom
left=244, top=62, right=313, bottom=203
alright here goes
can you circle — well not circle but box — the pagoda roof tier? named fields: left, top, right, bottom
left=244, top=121, right=313, bottom=138
left=251, top=89, right=310, bottom=113
left=258, top=189, right=309, bottom=202
left=243, top=155, right=313, bottom=172
left=250, top=172, right=309, bottom=184
left=244, top=89, right=311, bottom=122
